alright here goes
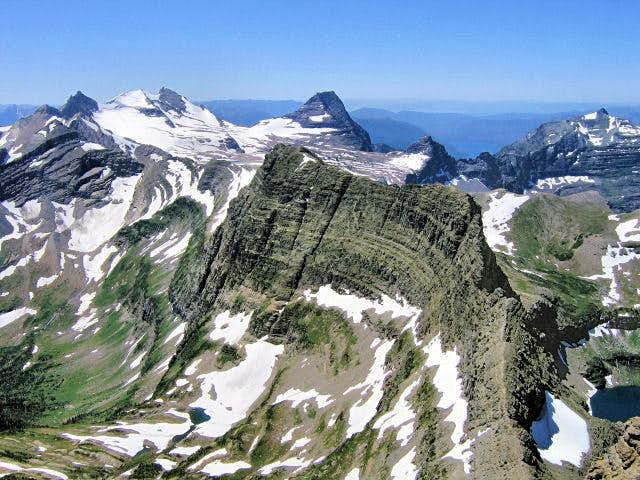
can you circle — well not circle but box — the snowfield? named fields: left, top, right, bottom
left=482, top=191, right=530, bottom=255
left=531, top=391, right=590, bottom=466
left=68, top=174, right=141, bottom=253
left=93, top=90, right=237, bottom=161
left=345, top=338, right=394, bottom=437
left=424, top=334, right=473, bottom=473
left=63, top=409, right=192, bottom=457
left=190, top=338, right=284, bottom=438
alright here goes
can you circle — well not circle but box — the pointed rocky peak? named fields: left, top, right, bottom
left=286, top=90, right=373, bottom=151
left=60, top=91, right=99, bottom=119
left=598, top=107, right=609, bottom=116
left=406, top=135, right=440, bottom=154
left=404, top=135, right=458, bottom=185
left=289, top=91, right=351, bottom=124
left=406, top=135, right=454, bottom=163
left=157, top=87, right=187, bottom=113
left=34, top=104, right=62, bottom=117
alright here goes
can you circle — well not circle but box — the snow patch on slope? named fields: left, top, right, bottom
left=482, top=191, right=530, bottom=255
left=189, top=338, right=284, bottom=438
left=531, top=391, right=590, bottom=466
left=424, top=334, right=473, bottom=474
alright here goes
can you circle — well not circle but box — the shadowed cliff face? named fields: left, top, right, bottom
left=170, top=144, right=553, bottom=478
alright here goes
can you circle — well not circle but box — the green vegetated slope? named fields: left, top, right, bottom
left=168, top=145, right=555, bottom=479
left=498, top=193, right=614, bottom=329
left=0, top=198, right=205, bottom=433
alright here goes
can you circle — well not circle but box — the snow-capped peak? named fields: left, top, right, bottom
left=92, top=88, right=241, bottom=161
left=107, top=89, right=157, bottom=109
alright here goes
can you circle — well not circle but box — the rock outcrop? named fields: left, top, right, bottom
left=587, top=417, right=640, bottom=479
left=285, top=91, right=373, bottom=151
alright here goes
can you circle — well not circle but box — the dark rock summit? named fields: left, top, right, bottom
left=405, top=135, right=457, bottom=184
left=157, top=87, right=187, bottom=113
left=286, top=91, right=373, bottom=151
left=60, top=91, right=99, bottom=119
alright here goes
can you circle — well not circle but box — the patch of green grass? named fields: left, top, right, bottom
left=278, top=301, right=358, bottom=374
left=0, top=337, right=62, bottom=431
left=511, top=195, right=608, bottom=262
left=379, top=330, right=423, bottom=414
left=323, top=411, right=347, bottom=449
left=0, top=295, right=22, bottom=314
left=217, top=343, right=241, bottom=367
left=413, top=375, right=447, bottom=479
left=115, top=197, right=204, bottom=247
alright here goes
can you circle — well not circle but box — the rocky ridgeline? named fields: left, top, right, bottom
left=170, top=145, right=553, bottom=478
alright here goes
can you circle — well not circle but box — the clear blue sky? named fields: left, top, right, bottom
left=2, top=0, right=639, bottom=105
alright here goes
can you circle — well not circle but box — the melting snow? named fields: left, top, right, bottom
left=482, top=191, right=530, bottom=255
left=258, top=457, right=314, bottom=475
left=424, top=334, right=473, bottom=473
left=190, top=338, right=284, bottom=438
left=345, top=338, right=394, bottom=437
left=0, top=462, right=68, bottom=480
left=274, top=387, right=333, bottom=409
left=389, top=152, right=429, bottom=172
left=374, top=379, right=420, bottom=446
left=83, top=245, right=118, bottom=283
left=344, top=467, right=360, bottom=480
left=208, top=167, right=255, bottom=233
left=69, top=175, right=141, bottom=252
left=163, top=321, right=186, bottom=345
left=309, top=114, right=331, bottom=123
left=35, top=274, right=58, bottom=287
left=616, top=218, right=640, bottom=242
left=169, top=445, right=200, bottom=456
left=80, top=142, right=106, bottom=152
left=63, top=409, right=191, bottom=457
left=533, top=175, right=595, bottom=190
left=531, top=391, right=590, bottom=466
left=303, top=284, right=421, bottom=327
left=0, top=307, right=37, bottom=329
left=208, top=310, right=252, bottom=345
left=389, top=447, right=418, bottom=479
left=200, top=460, right=251, bottom=477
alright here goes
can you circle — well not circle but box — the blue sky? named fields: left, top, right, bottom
left=2, top=0, right=639, bottom=105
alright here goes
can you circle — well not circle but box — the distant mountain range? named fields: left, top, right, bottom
left=0, top=104, right=37, bottom=126
left=198, top=99, right=302, bottom=126
left=351, top=108, right=640, bottom=157
left=4, top=99, right=640, bottom=158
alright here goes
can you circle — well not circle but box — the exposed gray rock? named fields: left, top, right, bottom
left=455, top=110, right=640, bottom=212
left=60, top=91, right=99, bottom=119
left=405, top=135, right=457, bottom=184
left=285, top=91, right=373, bottom=151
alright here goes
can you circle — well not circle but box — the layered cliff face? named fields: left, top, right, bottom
left=166, top=145, right=552, bottom=479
